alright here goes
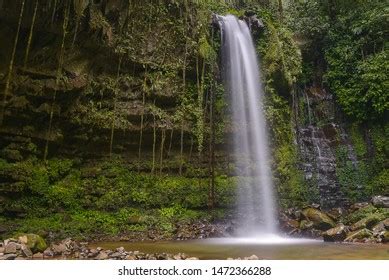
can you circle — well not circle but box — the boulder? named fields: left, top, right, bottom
left=372, top=218, right=389, bottom=233
left=43, top=248, right=54, bottom=257
left=350, top=215, right=382, bottom=231
left=52, top=243, right=67, bottom=255
left=323, top=224, right=348, bottom=242
left=17, top=234, right=47, bottom=253
left=345, top=229, right=373, bottom=242
left=371, top=196, right=389, bottom=208
left=0, top=253, right=17, bottom=260
left=95, top=252, right=109, bottom=260
left=245, top=255, right=259, bottom=260
left=301, top=208, right=336, bottom=230
left=350, top=202, right=369, bottom=212
left=32, top=252, right=44, bottom=259
left=299, top=220, right=313, bottom=230
left=21, top=244, right=33, bottom=258
left=326, top=208, right=344, bottom=221
left=4, top=242, right=17, bottom=254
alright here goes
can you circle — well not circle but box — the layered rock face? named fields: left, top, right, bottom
left=295, top=86, right=386, bottom=208
left=0, top=1, right=231, bottom=208
left=0, top=1, right=214, bottom=163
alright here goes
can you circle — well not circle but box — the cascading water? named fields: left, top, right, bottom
left=218, top=15, right=277, bottom=237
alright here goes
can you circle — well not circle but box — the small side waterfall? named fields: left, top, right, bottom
left=218, top=15, right=277, bottom=236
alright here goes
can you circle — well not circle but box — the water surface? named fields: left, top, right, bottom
left=92, top=238, right=389, bottom=260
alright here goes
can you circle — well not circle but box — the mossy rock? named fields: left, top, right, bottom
left=299, top=220, right=313, bottom=230
left=350, top=215, right=383, bottom=231
left=322, top=224, right=348, bottom=242
left=344, top=228, right=373, bottom=242
left=16, top=234, right=47, bottom=253
left=301, top=208, right=336, bottom=230
left=343, top=205, right=389, bottom=225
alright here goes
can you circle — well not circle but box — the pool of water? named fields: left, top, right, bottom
left=92, top=237, right=389, bottom=260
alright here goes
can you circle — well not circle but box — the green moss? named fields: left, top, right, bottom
left=349, top=124, right=367, bottom=158
left=343, top=205, right=389, bottom=225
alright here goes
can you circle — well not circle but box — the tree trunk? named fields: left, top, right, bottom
left=24, top=0, right=39, bottom=68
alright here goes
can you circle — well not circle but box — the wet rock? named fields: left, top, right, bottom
left=88, top=249, right=99, bottom=258
left=371, top=196, right=389, bottom=208
left=279, top=213, right=299, bottom=233
left=345, top=229, right=373, bottom=242
left=96, top=252, right=109, bottom=260
left=116, top=247, right=125, bottom=252
left=32, top=252, right=44, bottom=259
left=323, top=224, right=348, bottom=242
left=21, top=244, right=33, bottom=258
left=52, top=243, right=67, bottom=255
left=43, top=248, right=54, bottom=257
left=299, top=220, right=313, bottom=230
left=301, top=208, right=336, bottom=230
left=110, top=252, right=122, bottom=258
left=245, top=255, right=259, bottom=260
left=1, top=253, right=17, bottom=260
left=4, top=242, right=17, bottom=254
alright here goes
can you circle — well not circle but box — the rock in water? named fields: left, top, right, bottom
left=301, top=208, right=336, bottom=230
left=32, top=252, right=44, bottom=259
left=96, top=252, right=109, bottom=260
left=323, top=224, right=348, bottom=242
left=371, top=196, right=389, bottom=208
left=245, top=255, right=259, bottom=260
left=17, top=234, right=47, bottom=253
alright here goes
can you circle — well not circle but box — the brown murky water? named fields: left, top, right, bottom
left=92, top=238, right=389, bottom=260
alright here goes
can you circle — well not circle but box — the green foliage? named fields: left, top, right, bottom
left=370, top=169, right=389, bottom=195
left=343, top=205, right=389, bottom=225
left=335, top=146, right=370, bottom=202
left=1, top=157, right=235, bottom=238
left=349, top=124, right=367, bottom=158
left=290, top=0, right=388, bottom=120
left=258, top=14, right=302, bottom=93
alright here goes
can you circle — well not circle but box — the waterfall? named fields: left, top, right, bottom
left=218, top=15, right=277, bottom=236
